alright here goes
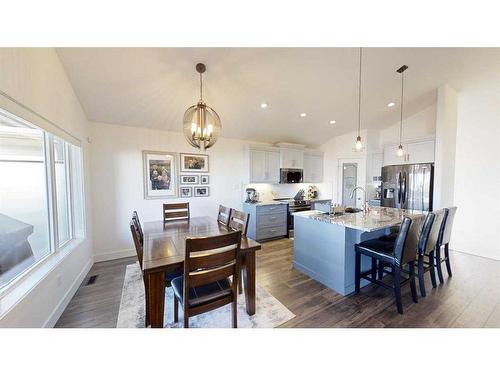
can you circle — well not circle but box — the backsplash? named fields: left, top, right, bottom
left=243, top=183, right=332, bottom=202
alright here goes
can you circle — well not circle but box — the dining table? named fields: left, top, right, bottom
left=142, top=216, right=262, bottom=328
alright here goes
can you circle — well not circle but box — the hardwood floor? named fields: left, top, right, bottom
left=56, top=238, right=500, bottom=328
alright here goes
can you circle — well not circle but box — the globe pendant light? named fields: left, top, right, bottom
left=396, top=65, right=408, bottom=157
left=355, top=48, right=363, bottom=151
left=183, top=63, right=221, bottom=151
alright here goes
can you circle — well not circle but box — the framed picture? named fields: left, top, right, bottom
left=194, top=186, right=210, bottom=197
left=143, top=150, right=178, bottom=199
left=180, top=174, right=199, bottom=184
left=180, top=153, right=209, bottom=173
left=201, top=175, right=210, bottom=184
left=180, top=186, right=193, bottom=198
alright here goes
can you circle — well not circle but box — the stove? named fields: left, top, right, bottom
left=273, top=198, right=311, bottom=230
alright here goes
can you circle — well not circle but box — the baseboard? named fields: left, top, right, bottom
left=43, top=258, right=93, bottom=328
left=93, top=248, right=136, bottom=263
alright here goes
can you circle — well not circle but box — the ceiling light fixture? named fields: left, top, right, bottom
left=396, top=65, right=408, bottom=157
left=300, top=113, right=307, bottom=117
left=355, top=47, right=363, bottom=151
left=260, top=102, right=268, bottom=108
left=387, top=102, right=395, bottom=107
left=330, top=120, right=336, bottom=124
left=182, top=63, right=221, bottom=151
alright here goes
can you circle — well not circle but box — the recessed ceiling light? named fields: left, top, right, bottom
left=329, top=120, right=336, bottom=124
left=300, top=113, right=307, bottom=117
left=260, top=102, right=268, bottom=108
left=387, top=102, right=396, bottom=107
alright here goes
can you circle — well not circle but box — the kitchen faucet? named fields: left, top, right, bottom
left=350, top=186, right=369, bottom=213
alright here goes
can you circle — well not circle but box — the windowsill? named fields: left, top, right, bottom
left=0, top=237, right=86, bottom=320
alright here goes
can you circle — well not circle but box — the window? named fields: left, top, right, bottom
left=0, top=109, right=85, bottom=292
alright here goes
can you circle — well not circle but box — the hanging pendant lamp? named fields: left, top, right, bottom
left=183, top=63, right=221, bottom=151
left=355, top=47, right=363, bottom=151
left=396, top=65, right=408, bottom=157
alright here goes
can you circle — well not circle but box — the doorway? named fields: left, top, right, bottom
left=342, top=163, right=357, bottom=207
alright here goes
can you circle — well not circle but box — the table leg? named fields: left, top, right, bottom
left=243, top=252, right=256, bottom=315
left=147, top=272, right=165, bottom=328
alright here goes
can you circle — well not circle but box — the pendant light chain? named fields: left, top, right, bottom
left=357, top=47, right=362, bottom=137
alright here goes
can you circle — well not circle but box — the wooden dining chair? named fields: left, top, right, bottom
left=132, top=211, right=144, bottom=245
left=171, top=231, right=242, bottom=328
left=163, top=202, right=190, bottom=222
left=130, top=221, right=149, bottom=326
left=227, top=209, right=250, bottom=294
left=217, top=205, right=232, bottom=226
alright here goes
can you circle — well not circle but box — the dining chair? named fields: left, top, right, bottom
left=227, top=209, right=250, bottom=294
left=217, top=205, right=232, bottom=226
left=163, top=202, right=190, bottom=222
left=171, top=231, right=242, bottom=328
left=355, top=214, right=425, bottom=314
left=435, top=206, right=457, bottom=283
left=132, top=211, right=144, bottom=245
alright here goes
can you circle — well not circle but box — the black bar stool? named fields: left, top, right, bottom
left=435, top=207, right=457, bottom=283
left=355, top=214, right=425, bottom=314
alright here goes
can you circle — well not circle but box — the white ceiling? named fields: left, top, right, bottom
left=57, top=48, right=500, bottom=147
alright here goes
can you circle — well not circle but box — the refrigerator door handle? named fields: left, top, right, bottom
left=397, top=172, right=402, bottom=205
left=402, top=171, right=407, bottom=205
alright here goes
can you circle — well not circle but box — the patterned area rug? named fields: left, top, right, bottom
left=116, top=263, right=295, bottom=328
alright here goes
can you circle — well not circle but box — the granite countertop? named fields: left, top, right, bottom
left=293, top=207, right=425, bottom=232
left=243, top=201, right=289, bottom=206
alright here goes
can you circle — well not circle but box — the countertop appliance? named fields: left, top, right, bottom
left=280, top=168, right=303, bottom=184
left=273, top=197, right=311, bottom=230
left=381, top=163, right=434, bottom=211
left=245, top=188, right=258, bottom=203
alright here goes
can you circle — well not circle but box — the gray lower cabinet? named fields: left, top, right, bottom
left=242, top=203, right=288, bottom=241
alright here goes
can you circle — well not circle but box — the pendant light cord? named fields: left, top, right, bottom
left=357, top=47, right=362, bottom=137
left=199, top=72, right=203, bottom=101
left=399, top=70, right=404, bottom=145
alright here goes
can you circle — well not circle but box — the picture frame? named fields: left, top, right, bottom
left=200, top=175, right=210, bottom=184
left=194, top=186, right=210, bottom=197
left=143, top=150, right=178, bottom=199
left=179, top=186, right=193, bottom=198
left=180, top=153, right=209, bottom=173
left=180, top=174, right=199, bottom=184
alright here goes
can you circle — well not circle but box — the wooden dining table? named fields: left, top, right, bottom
left=142, top=216, right=262, bottom=328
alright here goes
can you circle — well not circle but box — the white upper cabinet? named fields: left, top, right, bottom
left=279, top=147, right=304, bottom=169
left=248, top=146, right=280, bottom=183
left=303, top=152, right=324, bottom=182
left=370, top=152, right=383, bottom=180
left=383, top=139, right=435, bottom=166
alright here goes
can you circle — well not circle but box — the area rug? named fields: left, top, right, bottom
left=116, top=263, right=295, bottom=328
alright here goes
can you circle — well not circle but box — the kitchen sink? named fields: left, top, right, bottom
left=345, top=207, right=362, bottom=213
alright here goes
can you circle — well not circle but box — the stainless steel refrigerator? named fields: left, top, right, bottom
left=381, top=163, right=434, bottom=211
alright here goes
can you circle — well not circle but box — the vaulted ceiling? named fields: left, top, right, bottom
left=57, top=48, right=500, bottom=146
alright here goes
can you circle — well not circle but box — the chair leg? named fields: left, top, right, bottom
left=418, top=255, right=426, bottom=297
left=183, top=314, right=189, bottom=328
left=435, top=246, right=444, bottom=284
left=232, top=300, right=237, bottom=328
left=393, top=265, right=403, bottom=314
left=371, top=258, right=377, bottom=281
left=444, top=243, right=453, bottom=277
left=355, top=250, right=361, bottom=293
left=173, top=295, right=179, bottom=323
left=238, top=269, right=243, bottom=295
left=428, top=251, right=437, bottom=288
left=408, top=261, right=418, bottom=303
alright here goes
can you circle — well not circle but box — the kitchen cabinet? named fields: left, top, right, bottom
left=279, top=147, right=304, bottom=169
left=303, top=152, right=324, bottom=182
left=248, top=146, right=280, bottom=183
left=383, top=139, right=435, bottom=166
left=243, top=203, right=288, bottom=241
left=370, top=152, right=383, bottom=180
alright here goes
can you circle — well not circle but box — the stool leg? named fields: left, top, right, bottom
left=173, top=295, right=179, bottom=323
left=435, top=246, right=444, bottom=284
left=409, top=261, right=418, bottom=303
left=418, top=254, right=426, bottom=297
left=393, top=265, right=403, bottom=314
left=355, top=250, right=361, bottom=293
left=371, top=258, right=377, bottom=281
left=377, top=261, right=384, bottom=280
left=429, top=251, right=437, bottom=288
left=444, top=243, right=453, bottom=277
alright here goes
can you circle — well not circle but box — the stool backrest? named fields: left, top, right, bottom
left=399, top=214, right=425, bottom=265
left=393, top=216, right=413, bottom=265
left=163, top=202, right=190, bottom=221
left=424, top=209, right=446, bottom=255
left=441, top=206, right=457, bottom=245
left=417, top=212, right=435, bottom=256
left=217, top=205, right=232, bottom=226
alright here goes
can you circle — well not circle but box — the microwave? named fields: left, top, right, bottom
left=280, top=168, right=303, bottom=184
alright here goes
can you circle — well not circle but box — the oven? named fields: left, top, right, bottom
left=280, top=168, right=303, bottom=184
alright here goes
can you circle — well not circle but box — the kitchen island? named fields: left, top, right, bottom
left=292, top=207, right=424, bottom=295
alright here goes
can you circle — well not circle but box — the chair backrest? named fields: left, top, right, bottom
left=393, top=216, right=413, bottom=266
left=424, top=209, right=446, bottom=255
left=217, top=205, right=232, bottom=226
left=130, top=221, right=143, bottom=269
left=228, top=209, right=250, bottom=236
left=184, top=231, right=242, bottom=303
left=132, top=210, right=143, bottom=245
left=397, top=214, right=425, bottom=265
left=441, top=206, right=457, bottom=245
left=163, top=202, right=190, bottom=221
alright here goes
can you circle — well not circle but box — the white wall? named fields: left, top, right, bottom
left=452, top=76, right=500, bottom=260
left=0, top=48, right=93, bottom=327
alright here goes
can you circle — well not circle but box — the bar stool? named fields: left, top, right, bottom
left=355, top=214, right=425, bottom=314
left=435, top=207, right=457, bottom=283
